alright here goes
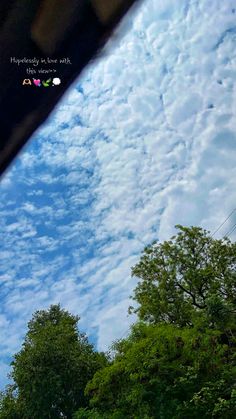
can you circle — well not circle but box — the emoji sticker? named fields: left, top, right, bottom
left=33, top=79, right=41, bottom=87
left=52, top=78, right=61, bottom=86
left=22, top=79, right=32, bottom=86
left=42, top=78, right=51, bottom=87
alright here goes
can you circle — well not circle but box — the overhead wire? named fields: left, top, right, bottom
left=107, top=209, right=236, bottom=354
left=225, top=222, right=236, bottom=238
left=211, top=208, right=236, bottom=237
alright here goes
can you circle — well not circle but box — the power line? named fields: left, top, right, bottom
left=107, top=209, right=236, bottom=354
left=212, top=208, right=236, bottom=237
left=225, top=222, right=236, bottom=238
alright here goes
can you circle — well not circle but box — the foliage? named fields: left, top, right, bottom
left=77, top=322, right=235, bottom=418
left=130, top=225, right=236, bottom=330
left=187, top=379, right=236, bottom=418
left=74, top=226, right=236, bottom=418
left=1, top=226, right=236, bottom=418
left=0, top=386, right=21, bottom=419
left=73, top=408, right=111, bottom=419
left=0, top=305, right=107, bottom=419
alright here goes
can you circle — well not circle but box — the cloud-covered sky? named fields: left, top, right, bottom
left=0, top=0, right=236, bottom=387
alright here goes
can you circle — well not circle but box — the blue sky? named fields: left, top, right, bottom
left=0, top=0, right=236, bottom=387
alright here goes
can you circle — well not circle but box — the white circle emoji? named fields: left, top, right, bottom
left=53, top=78, right=61, bottom=85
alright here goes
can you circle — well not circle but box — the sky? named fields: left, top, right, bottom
left=0, top=0, right=236, bottom=387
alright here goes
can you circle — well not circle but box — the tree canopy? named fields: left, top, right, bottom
left=76, top=225, right=236, bottom=418
left=0, top=226, right=235, bottom=418
left=76, top=323, right=235, bottom=418
left=0, top=305, right=106, bottom=419
left=130, top=225, right=236, bottom=330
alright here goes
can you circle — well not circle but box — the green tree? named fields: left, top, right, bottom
left=130, top=225, right=236, bottom=330
left=75, top=225, right=236, bottom=418
left=76, top=323, right=235, bottom=418
left=1, top=226, right=236, bottom=419
left=2, top=305, right=106, bottom=419
left=0, top=385, right=21, bottom=419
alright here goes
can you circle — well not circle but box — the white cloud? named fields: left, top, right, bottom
left=0, top=0, right=236, bottom=388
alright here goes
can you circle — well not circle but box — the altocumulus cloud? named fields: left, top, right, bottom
left=0, top=0, right=236, bottom=387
